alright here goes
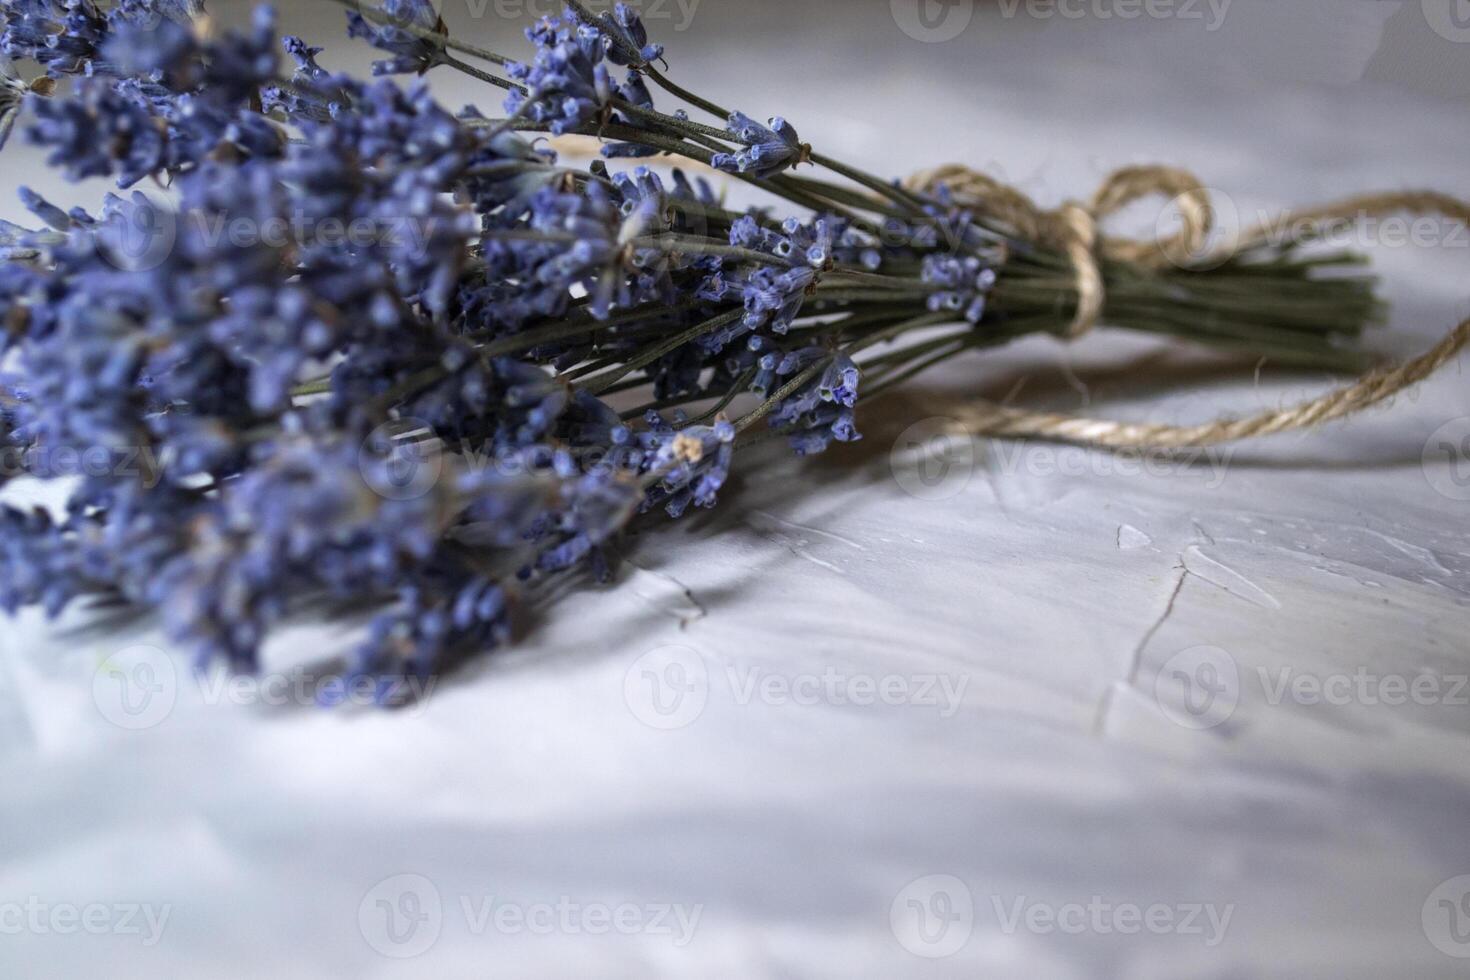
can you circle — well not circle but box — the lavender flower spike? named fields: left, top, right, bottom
left=503, top=10, right=617, bottom=135
left=597, top=2, right=663, bottom=66
left=922, top=255, right=997, bottom=324
left=711, top=112, right=812, bottom=179
left=346, top=0, right=446, bottom=76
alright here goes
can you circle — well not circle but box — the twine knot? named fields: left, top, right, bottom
left=903, top=164, right=1213, bottom=339
left=898, top=162, right=1470, bottom=448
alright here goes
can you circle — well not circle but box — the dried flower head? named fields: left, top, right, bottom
left=669, top=432, right=704, bottom=464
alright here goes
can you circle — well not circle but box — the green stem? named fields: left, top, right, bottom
left=642, top=65, right=731, bottom=120
left=610, top=98, right=737, bottom=144
left=636, top=235, right=792, bottom=267
left=469, top=299, right=706, bottom=351
left=577, top=309, right=744, bottom=396
left=808, top=151, right=928, bottom=215
left=734, top=360, right=826, bottom=434
left=441, top=52, right=517, bottom=92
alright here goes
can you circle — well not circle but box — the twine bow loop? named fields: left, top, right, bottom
left=900, top=161, right=1470, bottom=448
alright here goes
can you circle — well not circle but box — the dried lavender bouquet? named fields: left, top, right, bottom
left=0, top=0, right=1382, bottom=687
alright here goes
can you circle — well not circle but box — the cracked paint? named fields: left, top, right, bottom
left=1182, top=545, right=1283, bottom=610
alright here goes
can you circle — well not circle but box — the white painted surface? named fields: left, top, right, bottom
left=3, top=2, right=1470, bottom=976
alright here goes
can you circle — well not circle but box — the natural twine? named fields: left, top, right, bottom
left=901, top=164, right=1470, bottom=448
